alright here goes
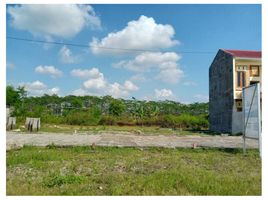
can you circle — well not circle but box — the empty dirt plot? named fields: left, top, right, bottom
left=7, top=132, right=258, bottom=150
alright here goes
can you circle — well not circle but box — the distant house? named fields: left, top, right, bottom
left=47, top=103, right=61, bottom=115
left=209, top=49, right=262, bottom=134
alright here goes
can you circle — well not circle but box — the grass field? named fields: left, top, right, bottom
left=7, top=146, right=261, bottom=195
left=13, top=123, right=211, bottom=136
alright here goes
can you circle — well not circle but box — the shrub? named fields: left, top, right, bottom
left=65, top=107, right=101, bottom=126
left=108, top=99, right=126, bottom=116
left=159, top=115, right=177, bottom=128
left=116, top=116, right=136, bottom=126
left=44, top=174, right=85, bottom=187
left=136, top=116, right=159, bottom=126
left=178, top=114, right=208, bottom=130
left=99, top=115, right=116, bottom=125
left=41, top=114, right=65, bottom=124
left=157, top=114, right=208, bottom=130
left=99, top=115, right=136, bottom=126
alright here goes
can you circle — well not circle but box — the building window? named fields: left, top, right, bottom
left=237, top=65, right=247, bottom=71
left=250, top=65, right=260, bottom=77
left=237, top=71, right=245, bottom=88
left=235, top=100, right=243, bottom=112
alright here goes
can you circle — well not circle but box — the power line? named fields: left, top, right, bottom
left=7, top=36, right=160, bottom=53
left=7, top=36, right=89, bottom=48
left=7, top=36, right=215, bottom=54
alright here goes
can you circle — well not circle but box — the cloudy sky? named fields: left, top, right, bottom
left=6, top=4, right=261, bottom=103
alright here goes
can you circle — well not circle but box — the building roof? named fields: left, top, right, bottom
left=222, top=49, right=261, bottom=59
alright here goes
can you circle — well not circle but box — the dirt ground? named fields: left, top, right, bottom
left=6, top=131, right=258, bottom=150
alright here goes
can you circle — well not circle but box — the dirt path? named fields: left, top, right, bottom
left=6, top=132, right=258, bottom=149
left=6, top=132, right=258, bottom=150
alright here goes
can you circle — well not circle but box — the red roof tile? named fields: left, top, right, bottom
left=222, top=49, right=261, bottom=58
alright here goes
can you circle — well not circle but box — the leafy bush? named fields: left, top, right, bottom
left=99, top=115, right=136, bottom=126
left=65, top=107, right=101, bottom=125
left=159, top=115, right=177, bottom=128
left=98, top=114, right=208, bottom=129
left=44, top=174, right=85, bottom=187
left=108, top=99, right=126, bottom=116
left=136, top=116, right=159, bottom=126
left=41, top=114, right=65, bottom=124
left=158, top=114, right=208, bottom=129
left=116, top=116, right=136, bottom=126
left=99, top=115, right=116, bottom=125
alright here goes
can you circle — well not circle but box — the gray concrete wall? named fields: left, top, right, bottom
left=232, top=106, right=243, bottom=134
left=209, top=50, right=234, bottom=133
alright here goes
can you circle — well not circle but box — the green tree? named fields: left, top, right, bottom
left=6, top=85, right=20, bottom=106
left=108, top=99, right=126, bottom=116
left=6, top=86, right=26, bottom=106
left=17, top=86, right=27, bottom=100
left=71, top=98, right=83, bottom=108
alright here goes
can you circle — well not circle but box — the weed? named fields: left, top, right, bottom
left=43, top=174, right=85, bottom=187
left=47, top=143, right=57, bottom=149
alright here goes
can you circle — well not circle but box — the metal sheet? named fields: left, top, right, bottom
left=243, top=83, right=261, bottom=139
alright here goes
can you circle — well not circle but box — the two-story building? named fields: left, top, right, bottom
left=209, top=49, right=261, bottom=134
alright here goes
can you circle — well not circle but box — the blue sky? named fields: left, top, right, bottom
left=6, top=4, right=261, bottom=103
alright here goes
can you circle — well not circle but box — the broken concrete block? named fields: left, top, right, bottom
left=6, top=117, right=16, bottom=130
left=25, top=117, right=41, bottom=132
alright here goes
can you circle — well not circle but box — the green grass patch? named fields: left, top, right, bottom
left=43, top=174, right=85, bottom=188
left=6, top=146, right=261, bottom=195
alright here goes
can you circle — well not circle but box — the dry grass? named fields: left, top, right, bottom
left=15, top=123, right=208, bottom=136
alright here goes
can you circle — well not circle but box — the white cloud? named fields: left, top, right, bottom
left=154, top=89, right=173, bottom=99
left=109, top=82, right=129, bottom=98
left=83, top=76, right=107, bottom=90
left=156, top=68, right=183, bottom=84
left=114, top=52, right=181, bottom=72
left=8, top=4, right=101, bottom=38
left=20, top=80, right=60, bottom=96
left=82, top=75, right=139, bottom=98
left=129, top=74, right=146, bottom=83
left=123, top=80, right=139, bottom=91
left=35, top=65, right=63, bottom=78
left=58, top=46, right=80, bottom=64
left=194, top=94, right=209, bottom=102
left=90, top=15, right=178, bottom=55
left=47, top=87, right=60, bottom=95
left=114, top=52, right=183, bottom=84
left=70, top=67, right=103, bottom=79
left=24, top=81, right=47, bottom=90
left=72, top=67, right=139, bottom=98
left=72, top=88, right=90, bottom=96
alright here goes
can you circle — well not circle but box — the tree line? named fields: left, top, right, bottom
left=6, top=85, right=209, bottom=130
